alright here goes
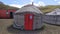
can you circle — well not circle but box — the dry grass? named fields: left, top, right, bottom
left=0, top=19, right=60, bottom=34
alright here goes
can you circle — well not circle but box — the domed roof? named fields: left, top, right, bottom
left=46, top=8, right=60, bottom=15
left=15, top=4, right=43, bottom=14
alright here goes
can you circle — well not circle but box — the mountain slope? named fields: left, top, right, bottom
left=39, top=5, right=60, bottom=14
left=0, top=1, right=19, bottom=10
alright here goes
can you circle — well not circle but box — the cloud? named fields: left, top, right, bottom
left=30, top=0, right=34, bottom=2
left=9, top=3, right=29, bottom=8
left=13, top=1, right=20, bottom=4
left=38, top=1, right=46, bottom=6
left=54, top=0, right=57, bottom=1
left=58, top=2, right=60, bottom=4
left=9, top=1, right=46, bottom=8
left=14, top=1, right=17, bottom=2
left=9, top=4, right=22, bottom=8
left=29, top=1, right=46, bottom=6
left=34, top=1, right=46, bottom=6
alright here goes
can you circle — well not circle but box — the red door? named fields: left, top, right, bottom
left=24, top=14, right=34, bottom=30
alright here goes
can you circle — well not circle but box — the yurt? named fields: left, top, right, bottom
left=13, top=4, right=43, bottom=30
left=43, top=8, right=60, bottom=25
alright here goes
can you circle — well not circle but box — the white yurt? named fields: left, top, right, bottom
left=43, top=8, right=60, bottom=25
left=13, top=4, right=43, bottom=30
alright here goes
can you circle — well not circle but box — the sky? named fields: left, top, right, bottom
left=0, top=0, right=60, bottom=8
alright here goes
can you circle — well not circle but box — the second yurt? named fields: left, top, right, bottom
left=13, top=4, right=43, bottom=30
left=43, top=8, right=60, bottom=25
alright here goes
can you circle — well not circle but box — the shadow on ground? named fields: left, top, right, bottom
left=7, top=25, right=44, bottom=34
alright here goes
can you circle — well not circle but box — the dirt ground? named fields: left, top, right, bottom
left=0, top=19, right=60, bottom=34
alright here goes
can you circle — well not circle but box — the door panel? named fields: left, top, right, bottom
left=24, top=14, right=29, bottom=30
left=28, top=14, right=34, bottom=30
left=24, top=14, right=34, bottom=30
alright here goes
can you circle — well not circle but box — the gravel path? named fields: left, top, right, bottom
left=0, top=19, right=60, bottom=34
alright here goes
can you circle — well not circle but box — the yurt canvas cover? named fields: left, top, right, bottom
left=43, top=8, right=60, bottom=25
left=13, top=5, right=43, bottom=30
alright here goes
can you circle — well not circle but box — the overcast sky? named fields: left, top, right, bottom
left=0, top=0, right=60, bottom=8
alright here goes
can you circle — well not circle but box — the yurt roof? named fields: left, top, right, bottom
left=15, top=4, right=43, bottom=14
left=45, top=8, right=60, bottom=15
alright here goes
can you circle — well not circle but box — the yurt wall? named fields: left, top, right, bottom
left=13, top=14, right=24, bottom=29
left=43, top=8, right=60, bottom=25
left=43, top=15, right=57, bottom=24
left=33, top=14, right=43, bottom=30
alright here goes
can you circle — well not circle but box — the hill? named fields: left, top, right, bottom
left=0, top=1, right=19, bottom=10
left=39, top=5, right=60, bottom=14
